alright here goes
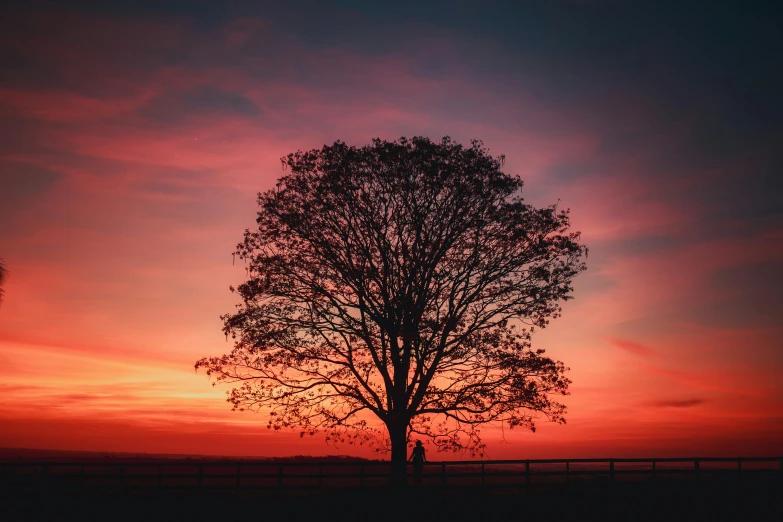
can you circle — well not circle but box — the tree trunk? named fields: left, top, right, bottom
left=389, top=421, right=408, bottom=487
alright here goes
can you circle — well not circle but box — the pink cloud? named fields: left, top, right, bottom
left=611, top=338, right=656, bottom=357
left=1, top=8, right=780, bottom=460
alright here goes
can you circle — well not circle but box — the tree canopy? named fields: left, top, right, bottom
left=196, top=136, right=586, bottom=481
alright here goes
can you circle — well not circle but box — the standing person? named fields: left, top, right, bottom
left=408, top=440, right=426, bottom=482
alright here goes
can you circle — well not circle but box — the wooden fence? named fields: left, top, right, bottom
left=2, top=457, right=781, bottom=492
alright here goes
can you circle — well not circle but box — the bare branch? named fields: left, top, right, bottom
left=196, top=136, right=586, bottom=464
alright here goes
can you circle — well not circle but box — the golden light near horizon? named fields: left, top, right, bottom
left=0, top=2, right=781, bottom=461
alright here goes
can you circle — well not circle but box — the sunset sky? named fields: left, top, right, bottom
left=1, top=1, right=781, bottom=459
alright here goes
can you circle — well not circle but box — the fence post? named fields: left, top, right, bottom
left=31, top=456, right=774, bottom=496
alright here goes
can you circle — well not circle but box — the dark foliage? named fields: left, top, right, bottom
left=196, top=136, right=586, bottom=479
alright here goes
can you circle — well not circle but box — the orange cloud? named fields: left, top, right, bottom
left=611, top=338, right=656, bottom=357
left=1, top=7, right=780, bottom=460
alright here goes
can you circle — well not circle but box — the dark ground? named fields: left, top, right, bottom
left=1, top=478, right=780, bottom=522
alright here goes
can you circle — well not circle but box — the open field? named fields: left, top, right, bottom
left=1, top=456, right=781, bottom=521
left=2, top=477, right=781, bottom=521
left=2, top=456, right=780, bottom=490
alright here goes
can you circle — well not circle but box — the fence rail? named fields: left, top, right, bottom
left=2, top=457, right=781, bottom=492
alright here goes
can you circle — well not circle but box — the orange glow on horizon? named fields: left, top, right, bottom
left=1, top=8, right=781, bottom=460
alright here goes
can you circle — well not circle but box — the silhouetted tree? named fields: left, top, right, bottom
left=0, top=258, right=7, bottom=307
left=196, top=137, right=587, bottom=485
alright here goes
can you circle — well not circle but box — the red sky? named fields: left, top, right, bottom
left=1, top=3, right=781, bottom=459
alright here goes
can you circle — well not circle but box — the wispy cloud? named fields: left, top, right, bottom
left=653, top=398, right=706, bottom=408
left=0, top=5, right=781, bottom=458
left=611, top=338, right=656, bottom=358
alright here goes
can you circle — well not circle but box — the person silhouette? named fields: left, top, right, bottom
left=408, top=440, right=426, bottom=482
